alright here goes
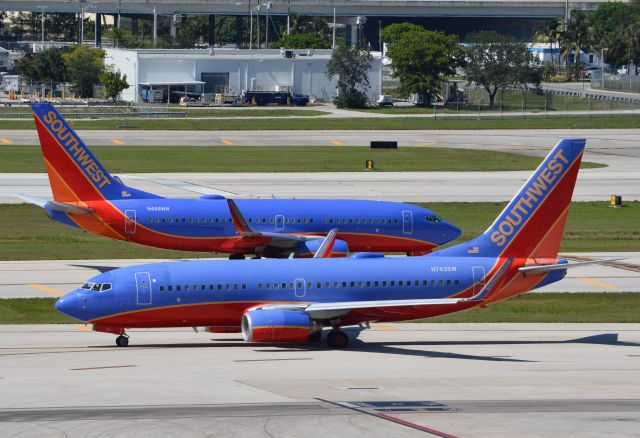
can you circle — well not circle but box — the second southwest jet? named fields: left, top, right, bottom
left=20, top=102, right=461, bottom=258
left=56, top=138, right=606, bottom=348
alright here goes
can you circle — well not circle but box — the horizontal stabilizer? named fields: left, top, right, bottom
left=14, top=194, right=93, bottom=215
left=519, top=258, right=625, bottom=274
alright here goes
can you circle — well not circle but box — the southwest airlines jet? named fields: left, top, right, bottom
left=56, top=138, right=602, bottom=348
left=20, top=103, right=461, bottom=258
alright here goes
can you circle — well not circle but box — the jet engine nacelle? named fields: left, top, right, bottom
left=297, top=238, right=349, bottom=257
left=241, top=309, right=321, bottom=342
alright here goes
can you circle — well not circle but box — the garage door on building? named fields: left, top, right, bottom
left=201, top=73, right=230, bottom=93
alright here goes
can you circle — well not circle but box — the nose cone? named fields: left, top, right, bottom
left=439, top=221, right=462, bottom=245
left=55, top=292, right=80, bottom=320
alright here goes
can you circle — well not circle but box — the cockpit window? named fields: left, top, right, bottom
left=426, top=215, right=441, bottom=223
left=80, top=282, right=112, bottom=292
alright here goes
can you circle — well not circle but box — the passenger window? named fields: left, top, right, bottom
left=169, top=218, right=173, bottom=223
left=439, top=280, right=445, bottom=286
left=431, top=280, right=436, bottom=287
left=289, top=282, right=294, bottom=290
left=334, top=282, right=339, bottom=288
left=225, top=284, right=230, bottom=290
left=258, top=283, right=263, bottom=289
left=160, top=286, right=164, bottom=292
left=184, top=285, right=189, bottom=292
left=217, top=284, right=222, bottom=291
left=366, top=281, right=370, bottom=287
left=155, top=218, right=160, bottom=223
left=455, top=280, right=460, bottom=286
left=317, top=282, right=322, bottom=289
left=307, top=282, right=313, bottom=289
left=242, top=284, right=247, bottom=290
left=168, top=285, right=173, bottom=292
left=201, top=284, right=206, bottom=291
left=215, top=218, right=220, bottom=223
left=281, top=282, right=287, bottom=289
left=182, top=218, right=186, bottom=222
left=374, top=281, right=379, bottom=287
left=209, top=284, right=214, bottom=291
left=356, top=219, right=360, bottom=224
left=266, top=283, right=271, bottom=290
left=270, top=218, right=274, bottom=224
left=414, top=280, right=419, bottom=286
left=193, top=284, right=198, bottom=291
left=325, top=282, right=330, bottom=289
left=391, top=281, right=395, bottom=287
left=342, top=281, right=347, bottom=288
left=189, top=218, right=193, bottom=223
left=161, top=218, right=166, bottom=223
left=323, top=218, right=328, bottom=224
left=382, top=281, right=387, bottom=287
left=310, top=219, right=314, bottom=224
left=274, top=283, right=279, bottom=290
left=423, top=280, right=428, bottom=287
left=234, top=284, right=238, bottom=290
left=349, top=219, right=353, bottom=224
left=350, top=281, right=354, bottom=288
left=394, top=219, right=399, bottom=224
left=176, top=285, right=181, bottom=292
left=398, top=281, right=403, bottom=286
left=447, top=280, right=452, bottom=286
left=148, top=218, right=152, bottom=224
left=329, top=219, right=334, bottom=224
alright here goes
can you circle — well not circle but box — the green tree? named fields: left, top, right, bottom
left=588, top=1, right=640, bottom=69
left=464, top=31, right=540, bottom=106
left=17, top=47, right=70, bottom=84
left=176, top=15, right=208, bottom=48
left=271, top=33, right=331, bottom=49
left=107, top=27, right=152, bottom=49
left=63, top=45, right=105, bottom=98
left=382, top=23, right=463, bottom=105
left=99, top=69, right=129, bottom=102
left=326, top=46, right=372, bottom=108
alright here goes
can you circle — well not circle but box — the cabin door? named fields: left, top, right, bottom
left=472, top=266, right=486, bottom=294
left=402, top=210, right=413, bottom=235
left=124, top=209, right=136, bottom=234
left=135, top=272, right=152, bottom=305
left=275, top=215, right=285, bottom=231
left=294, top=278, right=306, bottom=298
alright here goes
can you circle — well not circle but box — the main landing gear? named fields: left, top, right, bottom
left=326, top=329, right=349, bottom=349
left=115, top=334, right=129, bottom=347
left=229, top=253, right=246, bottom=260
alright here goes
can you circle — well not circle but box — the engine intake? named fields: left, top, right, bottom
left=242, top=309, right=320, bottom=342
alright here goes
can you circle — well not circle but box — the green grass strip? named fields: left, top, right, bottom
left=419, top=293, right=640, bottom=323
left=0, top=201, right=637, bottom=260
left=0, top=146, right=604, bottom=173
left=2, top=115, right=640, bottom=130
left=2, top=293, right=639, bottom=324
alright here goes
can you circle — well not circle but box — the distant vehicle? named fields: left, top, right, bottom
left=241, top=90, right=309, bottom=106
left=585, top=65, right=599, bottom=78
left=376, top=95, right=394, bottom=107
left=18, top=102, right=461, bottom=259
left=55, top=138, right=606, bottom=349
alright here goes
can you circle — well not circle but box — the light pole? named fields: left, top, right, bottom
left=265, top=1, right=271, bottom=48
left=601, top=47, right=607, bottom=89
left=37, top=5, right=47, bottom=46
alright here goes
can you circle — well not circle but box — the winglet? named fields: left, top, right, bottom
left=462, top=257, right=513, bottom=302
left=227, top=199, right=257, bottom=235
left=313, top=228, right=339, bottom=258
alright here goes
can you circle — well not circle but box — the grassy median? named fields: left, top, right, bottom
left=0, top=201, right=636, bottom=260
left=2, top=115, right=640, bottom=130
left=0, top=145, right=605, bottom=173
left=2, top=293, right=639, bottom=324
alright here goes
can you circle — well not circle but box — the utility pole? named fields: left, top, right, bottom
left=287, top=0, right=291, bottom=35
left=332, top=8, right=336, bottom=49
left=265, top=2, right=270, bottom=49
left=153, top=6, right=158, bottom=45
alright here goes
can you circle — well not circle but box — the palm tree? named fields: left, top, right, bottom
left=534, top=17, right=562, bottom=71
left=559, top=11, right=595, bottom=80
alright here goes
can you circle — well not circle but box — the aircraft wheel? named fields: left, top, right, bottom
left=308, top=330, right=322, bottom=343
left=326, top=330, right=348, bottom=349
left=229, top=254, right=245, bottom=260
left=116, top=335, right=129, bottom=347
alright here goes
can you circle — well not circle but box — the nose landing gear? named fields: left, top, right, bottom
left=115, top=334, right=129, bottom=347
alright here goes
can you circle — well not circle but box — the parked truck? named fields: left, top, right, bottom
left=241, top=90, right=309, bottom=106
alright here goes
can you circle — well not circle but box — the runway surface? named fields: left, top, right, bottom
left=2, top=129, right=638, bottom=203
left=1, top=323, right=639, bottom=437
left=1, top=252, right=638, bottom=299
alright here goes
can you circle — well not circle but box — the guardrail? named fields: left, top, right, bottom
left=0, top=111, right=187, bottom=119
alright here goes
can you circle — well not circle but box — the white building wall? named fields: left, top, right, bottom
left=105, top=49, right=382, bottom=103
left=104, top=49, right=138, bottom=102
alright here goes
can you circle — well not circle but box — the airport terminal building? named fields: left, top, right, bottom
left=105, top=48, right=383, bottom=103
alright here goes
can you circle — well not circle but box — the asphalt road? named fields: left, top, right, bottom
left=2, top=252, right=638, bottom=299
left=1, top=323, right=639, bottom=437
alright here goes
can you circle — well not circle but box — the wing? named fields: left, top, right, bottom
left=260, top=258, right=514, bottom=320
left=227, top=199, right=325, bottom=250
left=117, top=174, right=239, bottom=197
left=14, top=194, right=93, bottom=215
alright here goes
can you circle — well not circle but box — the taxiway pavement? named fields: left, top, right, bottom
left=0, top=323, right=639, bottom=437
left=1, top=252, right=638, bottom=299
left=1, top=129, right=638, bottom=203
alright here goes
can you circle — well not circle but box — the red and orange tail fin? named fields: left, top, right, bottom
left=437, top=138, right=586, bottom=260
left=32, top=103, right=160, bottom=202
